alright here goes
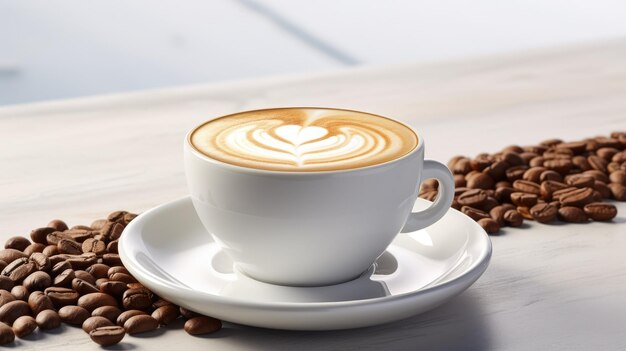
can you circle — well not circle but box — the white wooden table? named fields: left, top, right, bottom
left=1, top=39, right=626, bottom=350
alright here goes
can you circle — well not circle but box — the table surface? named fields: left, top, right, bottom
left=1, top=39, right=626, bottom=350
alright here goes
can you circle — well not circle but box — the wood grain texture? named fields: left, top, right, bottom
left=1, top=39, right=626, bottom=350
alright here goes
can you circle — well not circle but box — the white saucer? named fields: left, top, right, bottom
left=119, top=196, right=491, bottom=330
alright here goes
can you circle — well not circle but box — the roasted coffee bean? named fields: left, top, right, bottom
left=592, top=181, right=611, bottom=199
left=477, top=218, right=500, bottom=234
left=0, top=276, right=13, bottom=291
left=44, top=287, right=79, bottom=308
left=86, top=264, right=110, bottom=279
left=74, top=270, right=96, bottom=285
left=126, top=282, right=145, bottom=290
left=0, top=260, right=6, bottom=273
left=47, top=219, right=69, bottom=232
left=46, top=231, right=73, bottom=245
left=22, top=271, right=52, bottom=292
left=512, top=180, right=541, bottom=195
left=42, top=245, right=59, bottom=257
left=180, top=307, right=200, bottom=319
left=53, top=269, right=75, bottom=287
left=419, top=190, right=437, bottom=201
left=116, top=310, right=146, bottom=326
left=22, top=244, right=44, bottom=254
left=83, top=316, right=114, bottom=333
left=469, top=154, right=493, bottom=171
left=151, top=305, right=179, bottom=325
left=122, top=288, right=152, bottom=310
left=0, top=322, right=14, bottom=345
left=522, top=167, right=546, bottom=183
left=35, top=309, right=61, bottom=329
left=584, top=203, right=618, bottom=221
left=484, top=160, right=510, bottom=180
left=70, top=225, right=92, bottom=231
left=108, top=266, right=130, bottom=276
left=110, top=272, right=137, bottom=284
left=92, top=306, right=122, bottom=323
left=530, top=203, right=558, bottom=223
left=467, top=173, right=495, bottom=189
left=451, top=158, right=472, bottom=175
left=106, top=240, right=119, bottom=254
left=477, top=197, right=499, bottom=212
left=124, top=314, right=158, bottom=334
left=12, top=315, right=37, bottom=338
left=0, top=290, right=15, bottom=305
left=101, top=222, right=124, bottom=241
left=517, top=206, right=533, bottom=220
left=100, top=281, right=127, bottom=298
left=10, top=286, right=28, bottom=302
left=583, top=170, right=610, bottom=183
left=4, top=236, right=31, bottom=251
left=457, top=189, right=488, bottom=207
left=123, top=213, right=138, bottom=225
left=543, top=159, right=572, bottom=175
left=610, top=170, right=626, bottom=185
left=566, top=175, right=595, bottom=188
left=152, top=298, right=174, bottom=309
left=557, top=206, right=588, bottom=223
left=454, top=174, right=466, bottom=188
left=89, top=325, right=126, bottom=346
left=59, top=305, right=90, bottom=325
left=28, top=252, right=50, bottom=272
left=529, top=156, right=545, bottom=167
left=78, top=293, right=118, bottom=312
left=2, top=258, right=36, bottom=283
left=609, top=183, right=626, bottom=201
left=552, top=187, right=578, bottom=201
left=30, top=227, right=56, bottom=245
left=587, top=155, right=608, bottom=173
left=0, top=300, right=30, bottom=325
left=494, top=186, right=515, bottom=203
left=559, top=187, right=594, bottom=207
left=66, top=253, right=98, bottom=270
left=72, top=278, right=100, bottom=295
left=51, top=260, right=71, bottom=277
left=184, top=316, right=222, bottom=335
left=556, top=141, right=586, bottom=154
left=57, top=239, right=83, bottom=255
left=107, top=211, right=129, bottom=224
left=28, top=291, right=54, bottom=315
left=103, top=254, right=123, bottom=266
left=90, top=219, right=108, bottom=231
left=505, top=165, right=528, bottom=182
left=539, top=170, right=562, bottom=182
left=460, top=206, right=490, bottom=221
left=81, top=238, right=106, bottom=255
left=0, top=249, right=27, bottom=264
left=510, top=192, right=538, bottom=207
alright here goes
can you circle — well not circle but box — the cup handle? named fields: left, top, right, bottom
left=401, top=160, right=455, bottom=233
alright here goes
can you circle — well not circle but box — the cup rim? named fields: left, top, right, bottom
left=185, top=107, right=424, bottom=175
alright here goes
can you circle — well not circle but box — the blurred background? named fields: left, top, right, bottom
left=2, top=0, right=626, bottom=106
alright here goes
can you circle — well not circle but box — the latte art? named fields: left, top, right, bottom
left=190, top=108, right=418, bottom=171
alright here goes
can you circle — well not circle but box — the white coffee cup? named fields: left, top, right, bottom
left=184, top=109, right=454, bottom=286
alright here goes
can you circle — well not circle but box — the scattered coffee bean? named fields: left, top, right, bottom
left=152, top=305, right=180, bottom=325
left=180, top=307, right=200, bottom=319
left=12, top=315, right=37, bottom=338
left=116, top=310, right=147, bottom=327
left=86, top=263, right=110, bottom=279
left=0, top=300, right=30, bottom=325
left=124, top=314, right=158, bottom=334
left=83, top=316, right=115, bottom=333
left=47, top=219, right=69, bottom=232
left=82, top=238, right=107, bottom=255
left=435, top=132, right=624, bottom=234
left=92, top=306, right=122, bottom=323
left=72, top=278, right=100, bottom=295
left=184, top=316, right=222, bottom=335
left=0, top=276, right=13, bottom=291
left=100, top=280, right=127, bottom=298
left=477, top=218, right=500, bottom=234
left=0, top=322, right=14, bottom=345
left=23, top=271, right=52, bottom=291
left=583, top=202, right=618, bottom=221
left=45, top=287, right=79, bottom=308
left=89, top=325, right=126, bottom=346
left=57, top=239, right=83, bottom=255
left=102, top=254, right=123, bottom=266
left=78, top=293, right=118, bottom=312
left=29, top=252, right=51, bottom=272
left=53, top=268, right=75, bottom=287
left=557, top=206, right=588, bottom=223
left=35, top=309, right=61, bottom=330
left=10, top=286, right=28, bottom=302
left=30, top=227, right=56, bottom=245
left=4, top=236, right=31, bottom=251
left=59, top=305, right=90, bottom=325
left=28, top=291, right=55, bottom=315
left=122, top=288, right=152, bottom=310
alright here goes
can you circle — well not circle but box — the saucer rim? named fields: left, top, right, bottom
left=119, top=196, right=492, bottom=311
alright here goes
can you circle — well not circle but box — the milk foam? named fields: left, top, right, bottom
left=190, top=108, right=418, bottom=171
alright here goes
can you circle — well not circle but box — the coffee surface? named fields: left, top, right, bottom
left=190, top=108, right=418, bottom=171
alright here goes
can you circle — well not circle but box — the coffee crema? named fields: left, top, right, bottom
left=190, top=108, right=418, bottom=172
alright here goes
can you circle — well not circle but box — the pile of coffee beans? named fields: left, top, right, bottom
left=0, top=212, right=221, bottom=346
left=420, top=132, right=626, bottom=234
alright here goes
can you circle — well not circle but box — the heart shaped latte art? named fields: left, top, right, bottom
left=191, top=109, right=418, bottom=171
